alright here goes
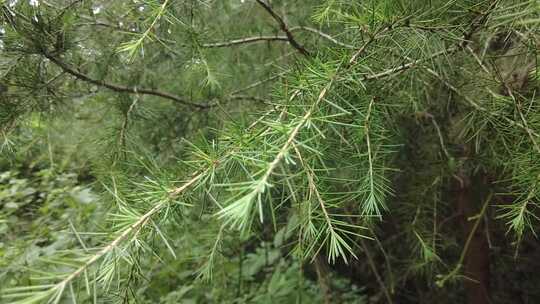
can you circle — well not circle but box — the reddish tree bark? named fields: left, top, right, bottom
left=455, top=174, right=490, bottom=304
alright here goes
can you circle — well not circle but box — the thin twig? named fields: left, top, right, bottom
left=430, top=115, right=452, bottom=160
left=202, top=27, right=355, bottom=49
left=372, top=232, right=396, bottom=294
left=360, top=239, right=394, bottom=304
left=362, top=47, right=458, bottom=81
left=119, top=97, right=140, bottom=148
left=436, top=192, right=492, bottom=287
left=514, top=96, right=540, bottom=153
left=83, top=17, right=351, bottom=50
left=423, top=66, right=539, bottom=138
left=360, top=0, right=499, bottom=81
left=255, top=0, right=310, bottom=56
left=493, top=64, right=540, bottom=153
left=202, top=35, right=289, bottom=48
left=290, top=26, right=354, bottom=49
left=48, top=172, right=204, bottom=296
left=230, top=71, right=288, bottom=95
left=43, top=52, right=271, bottom=108
left=43, top=53, right=212, bottom=109
left=293, top=145, right=337, bottom=248
left=466, top=45, right=491, bottom=74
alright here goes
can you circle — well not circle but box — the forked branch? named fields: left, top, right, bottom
left=255, top=0, right=310, bottom=56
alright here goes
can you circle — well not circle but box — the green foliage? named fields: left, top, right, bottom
left=0, top=166, right=99, bottom=293
left=0, top=0, right=539, bottom=303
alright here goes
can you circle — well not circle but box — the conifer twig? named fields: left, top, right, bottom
left=436, top=193, right=492, bottom=287
left=42, top=53, right=212, bottom=109
left=290, top=26, right=355, bottom=49
left=422, top=66, right=539, bottom=138
left=313, top=255, right=333, bottom=304
left=118, top=97, right=140, bottom=148
left=202, top=35, right=289, bottom=48
left=11, top=172, right=205, bottom=301
left=501, top=85, right=540, bottom=153
left=81, top=18, right=351, bottom=50
left=255, top=0, right=310, bottom=56
left=202, top=27, right=353, bottom=49
left=362, top=47, right=458, bottom=81
left=230, top=71, right=288, bottom=95
left=360, top=0, right=499, bottom=81
left=360, top=239, right=394, bottom=304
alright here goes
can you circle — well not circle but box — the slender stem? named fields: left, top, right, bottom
left=43, top=53, right=211, bottom=109
left=436, top=193, right=492, bottom=287
left=364, top=97, right=375, bottom=208
left=48, top=172, right=204, bottom=294
left=423, top=66, right=539, bottom=138
left=293, top=145, right=335, bottom=236
left=118, top=97, right=140, bottom=148
left=290, top=26, right=354, bottom=49
left=202, top=35, right=289, bottom=48
left=360, top=239, right=394, bottom=304
left=362, top=48, right=457, bottom=81
left=314, top=255, right=332, bottom=304
left=253, top=23, right=402, bottom=215
left=202, top=27, right=353, bottom=49
left=255, top=0, right=310, bottom=56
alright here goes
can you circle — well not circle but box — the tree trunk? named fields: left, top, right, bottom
left=455, top=174, right=490, bottom=304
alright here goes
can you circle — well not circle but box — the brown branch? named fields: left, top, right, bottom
left=81, top=17, right=351, bottom=50
left=230, top=71, right=287, bottom=95
left=290, top=26, right=355, bottom=49
left=202, top=35, right=289, bottom=48
left=43, top=53, right=270, bottom=108
left=255, top=0, right=310, bottom=56
left=360, top=239, right=394, bottom=304
left=119, top=96, right=139, bottom=148
left=43, top=53, right=212, bottom=109
left=362, top=47, right=458, bottom=81
left=202, top=27, right=354, bottom=49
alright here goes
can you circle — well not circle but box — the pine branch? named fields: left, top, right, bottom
left=2, top=172, right=204, bottom=302
left=118, top=97, right=140, bottom=148
left=503, top=84, right=540, bottom=153
left=436, top=193, right=492, bottom=287
left=217, top=24, right=394, bottom=244
left=290, top=26, right=355, bottom=49
left=43, top=53, right=212, bottom=109
left=361, top=97, right=387, bottom=216
left=116, top=0, right=171, bottom=61
left=82, top=17, right=351, bottom=50
left=202, top=27, right=353, bottom=49
left=40, top=53, right=268, bottom=109
left=360, top=239, right=394, bottom=304
left=202, top=35, right=289, bottom=48
left=359, top=0, right=499, bottom=81
left=362, top=48, right=457, bottom=81
left=422, top=66, right=539, bottom=138
left=255, top=0, right=310, bottom=56
left=60, top=172, right=202, bottom=286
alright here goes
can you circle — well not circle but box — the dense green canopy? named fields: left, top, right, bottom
left=1, top=0, right=539, bottom=303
